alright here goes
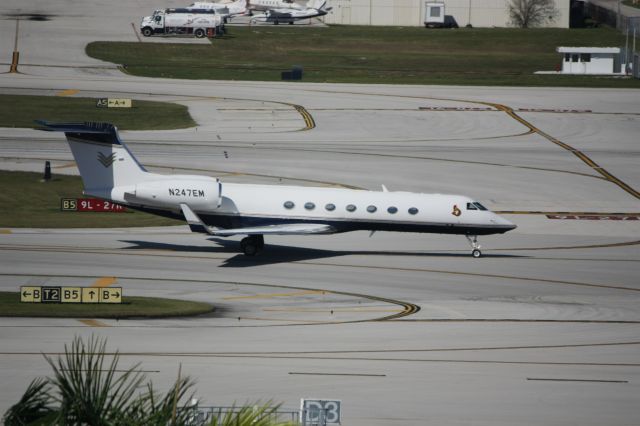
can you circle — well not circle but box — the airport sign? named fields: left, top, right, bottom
left=21, top=286, right=122, bottom=304
left=99, top=288, right=122, bottom=304
left=20, top=286, right=42, bottom=303
left=41, top=286, right=62, bottom=303
left=61, top=287, right=82, bottom=303
left=96, top=98, right=132, bottom=108
left=61, top=198, right=127, bottom=212
left=81, top=287, right=100, bottom=303
left=300, top=399, right=341, bottom=425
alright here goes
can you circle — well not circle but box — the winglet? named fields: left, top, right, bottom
left=381, top=184, right=389, bottom=192
left=180, top=203, right=216, bottom=235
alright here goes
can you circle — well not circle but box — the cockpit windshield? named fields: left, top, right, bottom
left=467, top=202, right=488, bottom=211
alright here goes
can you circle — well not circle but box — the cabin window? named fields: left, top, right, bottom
left=473, top=202, right=488, bottom=211
left=466, top=203, right=478, bottom=210
left=304, top=202, right=315, bottom=210
left=346, top=204, right=357, bottom=212
left=387, top=206, right=398, bottom=214
left=367, top=205, right=377, bottom=213
left=408, top=207, right=419, bottom=215
left=325, top=203, right=336, bottom=211
left=283, top=201, right=294, bottom=209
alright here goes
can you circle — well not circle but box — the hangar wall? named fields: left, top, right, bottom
left=324, top=0, right=570, bottom=28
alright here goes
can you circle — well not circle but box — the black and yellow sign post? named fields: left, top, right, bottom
left=81, top=288, right=100, bottom=304
left=20, top=287, right=41, bottom=303
left=21, top=286, right=122, bottom=304
left=100, top=288, right=122, bottom=304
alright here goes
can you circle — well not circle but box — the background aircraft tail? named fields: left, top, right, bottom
left=37, top=121, right=151, bottom=195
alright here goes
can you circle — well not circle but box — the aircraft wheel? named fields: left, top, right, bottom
left=472, top=249, right=482, bottom=258
left=241, top=235, right=264, bottom=256
left=240, top=237, right=257, bottom=256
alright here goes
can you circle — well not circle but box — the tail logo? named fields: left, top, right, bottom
left=97, top=152, right=117, bottom=168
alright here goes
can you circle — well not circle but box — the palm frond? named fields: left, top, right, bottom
left=44, top=335, right=146, bottom=425
left=2, top=377, right=55, bottom=426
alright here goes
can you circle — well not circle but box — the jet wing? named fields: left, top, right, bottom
left=212, top=223, right=335, bottom=236
left=180, top=203, right=335, bottom=236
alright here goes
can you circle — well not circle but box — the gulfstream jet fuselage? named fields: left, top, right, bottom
left=38, top=121, right=516, bottom=257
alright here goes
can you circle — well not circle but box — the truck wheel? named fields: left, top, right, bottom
left=194, top=28, right=205, bottom=38
left=142, top=27, right=153, bottom=37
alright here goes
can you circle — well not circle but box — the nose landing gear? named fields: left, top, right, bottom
left=240, top=235, right=264, bottom=256
left=465, top=235, right=482, bottom=258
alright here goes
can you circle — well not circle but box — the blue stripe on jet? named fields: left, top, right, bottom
left=136, top=205, right=515, bottom=236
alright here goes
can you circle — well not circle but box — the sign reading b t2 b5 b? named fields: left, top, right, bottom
left=21, top=286, right=122, bottom=304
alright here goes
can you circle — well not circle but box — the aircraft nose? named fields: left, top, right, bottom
left=501, top=217, right=517, bottom=231
left=492, top=214, right=517, bottom=231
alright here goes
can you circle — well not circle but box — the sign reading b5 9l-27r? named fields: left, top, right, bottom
left=61, top=198, right=127, bottom=212
left=20, top=286, right=122, bottom=304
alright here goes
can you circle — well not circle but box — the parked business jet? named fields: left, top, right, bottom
left=186, top=0, right=247, bottom=21
left=249, top=0, right=331, bottom=24
left=38, top=121, right=516, bottom=257
left=248, top=0, right=305, bottom=13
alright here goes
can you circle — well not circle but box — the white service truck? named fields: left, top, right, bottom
left=140, top=8, right=224, bottom=38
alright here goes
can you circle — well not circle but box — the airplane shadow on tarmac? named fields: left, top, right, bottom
left=120, top=238, right=523, bottom=267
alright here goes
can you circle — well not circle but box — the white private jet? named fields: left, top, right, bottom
left=186, top=0, right=247, bottom=21
left=37, top=121, right=516, bottom=257
left=249, top=0, right=331, bottom=24
left=248, top=0, right=305, bottom=13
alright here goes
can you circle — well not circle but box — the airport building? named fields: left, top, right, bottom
left=557, top=46, right=623, bottom=74
left=324, top=0, right=570, bottom=28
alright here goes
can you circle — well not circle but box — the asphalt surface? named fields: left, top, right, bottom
left=1, top=0, right=640, bottom=424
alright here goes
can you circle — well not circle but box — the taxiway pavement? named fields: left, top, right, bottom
left=1, top=0, right=639, bottom=423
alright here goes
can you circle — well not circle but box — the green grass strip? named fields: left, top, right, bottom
left=0, top=94, right=196, bottom=130
left=87, top=26, right=640, bottom=88
left=0, top=292, right=214, bottom=318
left=0, top=171, right=180, bottom=228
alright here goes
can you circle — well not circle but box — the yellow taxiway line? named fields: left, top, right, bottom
left=91, top=276, right=117, bottom=288
left=78, top=319, right=109, bottom=327
left=56, top=89, right=79, bottom=97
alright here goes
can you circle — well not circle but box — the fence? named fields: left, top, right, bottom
left=183, top=406, right=300, bottom=425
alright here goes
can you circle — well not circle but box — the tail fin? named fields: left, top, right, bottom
left=36, top=121, right=150, bottom=196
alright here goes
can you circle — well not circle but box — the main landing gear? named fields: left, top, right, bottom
left=240, top=235, right=264, bottom=256
left=465, top=235, right=482, bottom=258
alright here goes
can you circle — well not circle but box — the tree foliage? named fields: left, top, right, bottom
left=508, top=0, right=560, bottom=28
left=3, top=336, right=293, bottom=426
